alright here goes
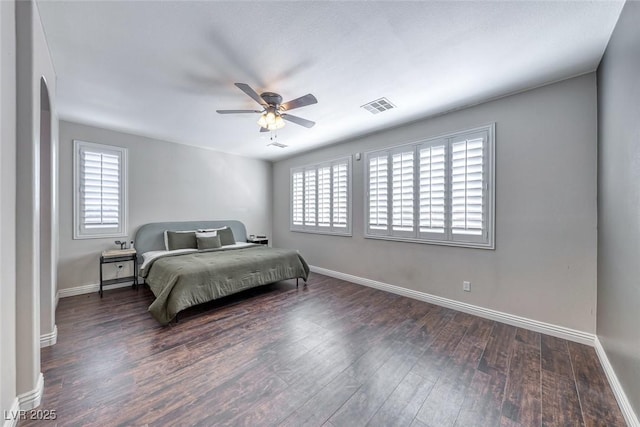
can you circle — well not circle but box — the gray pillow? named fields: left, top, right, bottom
left=218, top=227, right=236, bottom=246
left=166, top=231, right=197, bottom=250
left=197, top=234, right=222, bottom=250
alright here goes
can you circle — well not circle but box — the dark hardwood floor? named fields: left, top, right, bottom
left=21, top=274, right=625, bottom=427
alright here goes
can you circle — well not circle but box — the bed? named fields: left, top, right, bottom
left=134, top=220, right=309, bottom=325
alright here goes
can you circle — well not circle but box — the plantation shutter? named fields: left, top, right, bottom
left=81, top=150, right=121, bottom=229
left=451, top=131, right=487, bottom=242
left=364, top=125, right=493, bottom=248
left=317, top=166, right=331, bottom=228
left=74, top=141, right=127, bottom=239
left=290, top=156, right=352, bottom=234
left=367, top=153, right=389, bottom=234
left=418, top=142, right=446, bottom=237
left=391, top=149, right=415, bottom=236
left=304, top=169, right=317, bottom=226
left=332, top=161, right=348, bottom=229
left=292, top=171, right=304, bottom=226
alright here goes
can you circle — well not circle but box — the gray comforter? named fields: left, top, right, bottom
left=143, top=245, right=309, bottom=325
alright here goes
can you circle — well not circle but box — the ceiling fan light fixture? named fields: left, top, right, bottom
left=258, top=111, right=286, bottom=130
left=269, top=115, right=285, bottom=130
left=265, top=109, right=276, bottom=125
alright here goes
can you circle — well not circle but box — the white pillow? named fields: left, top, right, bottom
left=196, top=231, right=218, bottom=238
left=198, top=226, right=227, bottom=233
left=163, top=230, right=196, bottom=251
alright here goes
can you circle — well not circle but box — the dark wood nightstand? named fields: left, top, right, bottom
left=247, top=237, right=268, bottom=245
left=99, top=249, right=138, bottom=297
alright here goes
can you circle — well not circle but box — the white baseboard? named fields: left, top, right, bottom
left=594, top=337, right=640, bottom=427
left=17, top=373, right=44, bottom=412
left=40, top=325, right=57, bottom=348
left=2, top=397, right=20, bottom=427
left=309, top=265, right=595, bottom=346
left=57, top=281, right=133, bottom=299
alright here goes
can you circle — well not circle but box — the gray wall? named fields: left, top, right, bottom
left=273, top=74, right=598, bottom=333
left=1, top=0, right=18, bottom=416
left=57, top=121, right=273, bottom=290
left=597, top=0, right=640, bottom=417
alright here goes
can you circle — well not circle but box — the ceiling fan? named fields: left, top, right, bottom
left=217, top=83, right=317, bottom=132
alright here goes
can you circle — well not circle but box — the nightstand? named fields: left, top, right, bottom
left=247, top=237, right=268, bottom=245
left=99, top=249, right=138, bottom=297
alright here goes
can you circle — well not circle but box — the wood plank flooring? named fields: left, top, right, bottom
left=20, top=274, right=625, bottom=427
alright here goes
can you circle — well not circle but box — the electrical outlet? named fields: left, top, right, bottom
left=463, top=281, right=471, bottom=292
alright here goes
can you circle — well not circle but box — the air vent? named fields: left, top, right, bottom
left=267, top=142, right=288, bottom=149
left=361, top=97, right=396, bottom=114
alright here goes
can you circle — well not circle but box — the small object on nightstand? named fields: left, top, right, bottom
left=247, top=235, right=268, bottom=245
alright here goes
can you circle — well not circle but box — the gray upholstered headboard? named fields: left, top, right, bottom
left=133, top=220, right=248, bottom=260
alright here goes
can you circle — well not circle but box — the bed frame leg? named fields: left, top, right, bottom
left=296, top=278, right=299, bottom=288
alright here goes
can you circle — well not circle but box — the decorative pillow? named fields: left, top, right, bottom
left=164, top=229, right=197, bottom=250
left=197, top=234, right=222, bottom=250
left=217, top=227, right=236, bottom=246
left=165, top=230, right=197, bottom=250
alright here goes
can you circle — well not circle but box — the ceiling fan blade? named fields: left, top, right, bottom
left=282, top=114, right=315, bottom=128
left=216, top=110, right=262, bottom=114
left=259, top=127, right=269, bottom=133
left=235, top=83, right=267, bottom=107
left=280, top=94, right=318, bottom=111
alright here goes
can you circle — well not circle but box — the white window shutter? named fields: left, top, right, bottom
left=304, top=169, right=317, bottom=227
left=368, top=154, right=388, bottom=233
left=290, top=156, right=352, bottom=235
left=74, top=140, right=127, bottom=239
left=391, top=150, right=414, bottom=235
left=332, top=162, right=348, bottom=229
left=419, top=143, right=446, bottom=236
left=451, top=134, right=485, bottom=240
left=364, top=124, right=493, bottom=248
left=317, top=166, right=331, bottom=227
left=292, top=171, right=304, bottom=227
left=81, top=151, right=121, bottom=228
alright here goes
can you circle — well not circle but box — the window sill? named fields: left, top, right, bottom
left=290, top=228, right=352, bottom=237
left=73, top=231, right=127, bottom=240
left=364, top=234, right=495, bottom=250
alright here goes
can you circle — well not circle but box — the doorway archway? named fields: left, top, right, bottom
left=39, top=77, right=56, bottom=346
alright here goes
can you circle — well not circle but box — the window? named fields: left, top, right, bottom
left=73, top=140, right=127, bottom=239
left=291, top=156, right=352, bottom=235
left=365, top=124, right=494, bottom=248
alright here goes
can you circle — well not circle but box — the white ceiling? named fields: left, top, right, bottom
left=37, top=1, right=623, bottom=161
